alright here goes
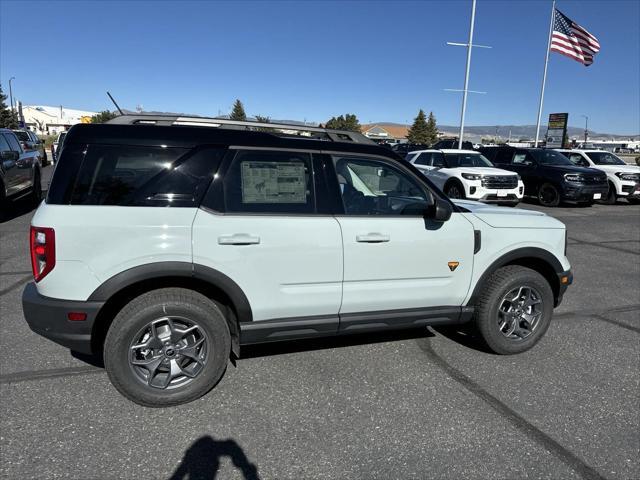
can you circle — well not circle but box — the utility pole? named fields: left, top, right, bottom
left=445, top=0, right=491, bottom=149
left=8, top=76, right=15, bottom=112
left=581, top=115, right=589, bottom=143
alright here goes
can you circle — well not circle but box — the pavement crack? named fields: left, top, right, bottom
left=416, top=338, right=608, bottom=480
left=0, top=366, right=105, bottom=385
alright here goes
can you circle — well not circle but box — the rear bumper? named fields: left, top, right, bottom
left=561, top=184, right=608, bottom=202
left=22, top=282, right=102, bottom=354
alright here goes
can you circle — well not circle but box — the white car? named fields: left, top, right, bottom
left=22, top=117, right=572, bottom=407
left=556, top=149, right=640, bottom=205
left=406, top=149, right=525, bottom=206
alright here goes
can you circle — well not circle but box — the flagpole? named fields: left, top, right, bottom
left=534, top=0, right=556, bottom=147
left=458, top=0, right=476, bottom=150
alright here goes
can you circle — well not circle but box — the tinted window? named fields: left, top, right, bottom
left=585, top=151, right=626, bottom=166
left=13, top=131, right=30, bottom=142
left=530, top=149, right=573, bottom=166
left=65, top=144, right=220, bottom=206
left=4, top=133, right=21, bottom=152
left=567, top=153, right=588, bottom=166
left=512, top=152, right=532, bottom=164
left=494, top=149, right=514, bottom=164
left=432, top=153, right=446, bottom=167
left=0, top=134, right=10, bottom=152
left=333, top=156, right=431, bottom=215
left=223, top=150, right=314, bottom=214
left=444, top=153, right=493, bottom=168
left=414, top=152, right=432, bottom=166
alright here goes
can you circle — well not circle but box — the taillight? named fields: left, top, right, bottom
left=30, top=226, right=56, bottom=282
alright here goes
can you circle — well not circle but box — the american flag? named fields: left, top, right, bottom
left=550, top=8, right=601, bottom=66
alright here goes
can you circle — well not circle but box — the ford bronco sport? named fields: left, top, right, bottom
left=22, top=116, right=572, bottom=407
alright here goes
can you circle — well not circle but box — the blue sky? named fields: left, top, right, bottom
left=1, top=0, right=638, bottom=133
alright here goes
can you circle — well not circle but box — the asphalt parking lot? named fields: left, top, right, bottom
left=1, top=164, right=638, bottom=480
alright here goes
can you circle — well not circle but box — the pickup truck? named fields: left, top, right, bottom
left=0, top=128, right=42, bottom=220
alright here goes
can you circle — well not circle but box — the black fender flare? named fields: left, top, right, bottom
left=468, top=247, right=564, bottom=305
left=88, top=261, right=253, bottom=324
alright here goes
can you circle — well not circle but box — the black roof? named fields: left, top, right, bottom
left=64, top=123, right=401, bottom=160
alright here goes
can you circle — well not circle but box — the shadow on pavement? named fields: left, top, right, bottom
left=430, top=324, right=495, bottom=354
left=0, top=195, right=40, bottom=223
left=169, top=436, right=260, bottom=480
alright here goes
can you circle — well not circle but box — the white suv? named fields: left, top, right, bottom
left=556, top=149, right=640, bottom=204
left=406, top=149, right=524, bottom=205
left=22, top=117, right=572, bottom=407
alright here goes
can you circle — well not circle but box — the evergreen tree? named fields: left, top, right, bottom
left=90, top=110, right=118, bottom=123
left=230, top=99, right=247, bottom=121
left=325, top=113, right=361, bottom=132
left=254, top=115, right=270, bottom=132
left=406, top=109, right=429, bottom=144
left=0, top=86, right=19, bottom=129
left=425, top=111, right=439, bottom=145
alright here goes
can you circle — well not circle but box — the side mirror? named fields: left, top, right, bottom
left=425, top=198, right=453, bottom=222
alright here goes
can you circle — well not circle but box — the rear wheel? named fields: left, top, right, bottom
left=104, top=288, right=231, bottom=407
left=474, top=266, right=554, bottom=354
left=445, top=181, right=465, bottom=200
left=537, top=183, right=561, bottom=207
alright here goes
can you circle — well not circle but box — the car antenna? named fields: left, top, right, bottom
left=106, top=91, right=124, bottom=116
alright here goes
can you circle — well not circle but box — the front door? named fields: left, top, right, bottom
left=331, top=154, right=475, bottom=317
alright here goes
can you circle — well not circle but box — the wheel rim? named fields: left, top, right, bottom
left=497, top=286, right=544, bottom=340
left=448, top=185, right=463, bottom=199
left=128, top=316, right=209, bottom=390
left=539, top=185, right=557, bottom=205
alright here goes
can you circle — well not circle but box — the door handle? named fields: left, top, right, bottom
left=218, top=234, right=261, bottom=245
left=356, top=233, right=390, bottom=243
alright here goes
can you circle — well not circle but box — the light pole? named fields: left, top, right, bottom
left=9, top=76, right=15, bottom=112
left=581, top=115, right=589, bottom=144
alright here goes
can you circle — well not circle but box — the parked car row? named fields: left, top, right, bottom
left=12, top=129, right=48, bottom=166
left=404, top=145, right=639, bottom=207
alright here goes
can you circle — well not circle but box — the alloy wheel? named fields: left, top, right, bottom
left=497, top=286, right=544, bottom=340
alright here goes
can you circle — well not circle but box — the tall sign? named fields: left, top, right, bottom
left=546, top=113, right=568, bottom=148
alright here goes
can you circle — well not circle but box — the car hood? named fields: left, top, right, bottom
left=591, top=164, right=640, bottom=174
left=540, top=164, right=597, bottom=175
left=448, top=167, right=518, bottom=176
left=453, top=199, right=565, bottom=229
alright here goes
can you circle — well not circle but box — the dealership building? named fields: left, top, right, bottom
left=21, top=105, right=97, bottom=135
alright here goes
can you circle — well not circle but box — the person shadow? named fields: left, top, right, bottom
left=169, top=436, right=260, bottom=480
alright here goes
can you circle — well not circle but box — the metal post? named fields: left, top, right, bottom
left=535, top=0, right=556, bottom=147
left=458, top=0, right=477, bottom=150
left=8, top=76, right=15, bottom=112
left=582, top=115, right=589, bottom=143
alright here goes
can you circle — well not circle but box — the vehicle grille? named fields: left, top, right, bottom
left=481, top=175, right=518, bottom=189
left=582, top=175, right=608, bottom=185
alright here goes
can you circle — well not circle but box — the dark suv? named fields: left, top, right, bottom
left=480, top=146, right=608, bottom=207
left=1, top=128, right=42, bottom=220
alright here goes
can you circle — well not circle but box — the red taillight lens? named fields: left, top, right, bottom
left=30, top=226, right=56, bottom=282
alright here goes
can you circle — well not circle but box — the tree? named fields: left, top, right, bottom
left=230, top=99, right=247, bottom=121
left=325, top=114, right=361, bottom=132
left=254, top=115, right=270, bottom=132
left=406, top=109, right=429, bottom=144
left=425, top=111, right=439, bottom=145
left=90, top=110, right=118, bottom=123
left=0, top=85, right=19, bottom=129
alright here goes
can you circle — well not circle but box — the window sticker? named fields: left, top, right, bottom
left=241, top=161, right=307, bottom=203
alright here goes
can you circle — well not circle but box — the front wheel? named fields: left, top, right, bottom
left=600, top=182, right=617, bottom=205
left=537, top=183, right=561, bottom=207
left=31, top=170, right=42, bottom=206
left=474, top=266, right=554, bottom=354
left=104, top=288, right=231, bottom=407
left=445, top=182, right=465, bottom=200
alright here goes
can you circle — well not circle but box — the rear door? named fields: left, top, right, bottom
left=0, top=133, right=21, bottom=196
left=192, top=148, right=343, bottom=327
left=510, top=150, right=539, bottom=195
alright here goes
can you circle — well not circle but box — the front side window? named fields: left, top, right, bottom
left=568, top=153, right=589, bottom=167
left=333, top=156, right=431, bottom=215
left=531, top=149, right=573, bottom=166
left=223, top=150, right=314, bottom=214
left=585, top=151, right=626, bottom=166
left=67, top=145, right=220, bottom=206
left=414, top=152, right=432, bottom=166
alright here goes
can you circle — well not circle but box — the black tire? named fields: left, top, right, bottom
left=445, top=181, right=466, bottom=200
left=104, top=288, right=231, bottom=407
left=31, top=169, right=42, bottom=206
left=600, top=182, right=617, bottom=205
left=537, top=182, right=561, bottom=207
left=474, top=265, right=554, bottom=355
left=0, top=184, right=6, bottom=222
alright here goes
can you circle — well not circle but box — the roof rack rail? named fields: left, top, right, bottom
left=105, top=114, right=375, bottom=144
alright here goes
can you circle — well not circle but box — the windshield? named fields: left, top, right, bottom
left=14, top=131, right=30, bottom=142
left=585, top=151, right=626, bottom=165
left=444, top=153, right=493, bottom=168
left=531, top=150, right=573, bottom=166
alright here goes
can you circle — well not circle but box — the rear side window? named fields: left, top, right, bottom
left=223, top=149, right=314, bottom=214
left=0, top=134, right=10, bottom=151
left=414, top=153, right=432, bottom=166
left=48, top=144, right=223, bottom=206
left=4, top=133, right=21, bottom=152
